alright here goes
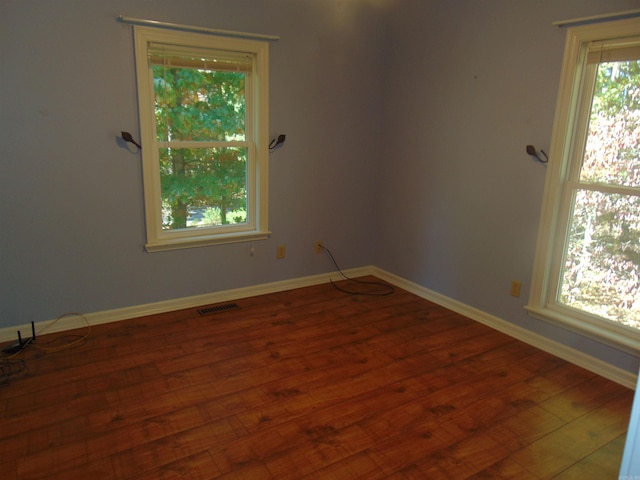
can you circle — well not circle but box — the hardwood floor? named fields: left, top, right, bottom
left=0, top=277, right=634, bottom=479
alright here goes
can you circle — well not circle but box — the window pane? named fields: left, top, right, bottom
left=159, top=147, right=248, bottom=230
left=580, top=60, right=640, bottom=187
left=153, top=66, right=246, bottom=142
left=559, top=189, right=640, bottom=328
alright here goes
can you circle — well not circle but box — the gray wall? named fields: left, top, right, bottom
left=1, top=0, right=386, bottom=322
left=375, top=0, right=640, bottom=373
left=2, top=0, right=639, bottom=374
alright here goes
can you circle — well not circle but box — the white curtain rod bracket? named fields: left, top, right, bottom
left=117, top=15, right=280, bottom=41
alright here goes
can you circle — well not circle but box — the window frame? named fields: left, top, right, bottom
left=527, top=17, right=640, bottom=353
left=133, top=26, right=270, bottom=252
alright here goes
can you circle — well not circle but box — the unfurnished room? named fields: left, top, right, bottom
left=2, top=0, right=640, bottom=478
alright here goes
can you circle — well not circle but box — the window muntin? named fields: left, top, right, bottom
left=133, top=27, right=269, bottom=251
left=527, top=18, right=640, bottom=351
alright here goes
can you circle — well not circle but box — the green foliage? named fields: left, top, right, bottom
left=153, top=65, right=248, bottom=229
left=202, top=207, right=246, bottom=226
left=592, top=61, right=640, bottom=116
left=560, top=59, right=640, bottom=327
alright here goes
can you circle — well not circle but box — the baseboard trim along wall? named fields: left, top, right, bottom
left=0, top=267, right=372, bottom=343
left=370, top=267, right=638, bottom=390
left=2, top=266, right=636, bottom=389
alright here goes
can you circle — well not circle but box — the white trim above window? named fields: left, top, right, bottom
left=118, top=15, right=280, bottom=42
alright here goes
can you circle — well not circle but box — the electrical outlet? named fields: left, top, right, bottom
left=510, top=280, right=521, bottom=297
left=315, top=241, right=323, bottom=254
left=277, top=245, right=286, bottom=259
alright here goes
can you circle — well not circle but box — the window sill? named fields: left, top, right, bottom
left=145, top=230, right=270, bottom=252
left=525, top=303, right=640, bottom=354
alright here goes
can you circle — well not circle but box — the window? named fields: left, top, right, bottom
left=527, top=18, right=640, bottom=351
left=133, top=26, right=270, bottom=251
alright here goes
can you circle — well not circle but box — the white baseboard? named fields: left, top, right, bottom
left=3, top=265, right=636, bottom=389
left=371, top=267, right=637, bottom=390
left=0, top=266, right=375, bottom=343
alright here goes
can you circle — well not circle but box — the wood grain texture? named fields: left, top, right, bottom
left=0, top=277, right=633, bottom=479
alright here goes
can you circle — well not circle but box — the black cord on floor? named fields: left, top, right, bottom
left=0, top=312, right=91, bottom=386
left=322, top=246, right=395, bottom=296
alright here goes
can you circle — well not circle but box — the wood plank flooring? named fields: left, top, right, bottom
left=0, top=277, right=634, bottom=479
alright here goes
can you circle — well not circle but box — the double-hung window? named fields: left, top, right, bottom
left=133, top=26, right=270, bottom=251
left=528, top=18, right=640, bottom=351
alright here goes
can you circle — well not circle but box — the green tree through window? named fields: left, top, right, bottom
left=560, top=59, right=640, bottom=326
left=528, top=19, right=640, bottom=350
left=133, top=27, right=269, bottom=251
left=154, top=63, right=248, bottom=229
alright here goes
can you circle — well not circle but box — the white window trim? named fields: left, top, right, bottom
left=526, top=17, right=640, bottom=354
left=133, top=26, right=270, bottom=252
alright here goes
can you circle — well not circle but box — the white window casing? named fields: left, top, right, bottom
left=526, top=17, right=640, bottom=353
left=133, top=26, right=270, bottom=252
